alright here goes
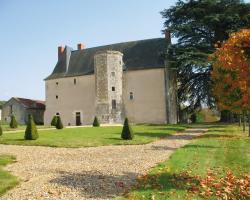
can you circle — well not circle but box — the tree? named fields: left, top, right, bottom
left=92, top=116, right=100, bottom=127
left=121, top=118, right=134, bottom=140
left=161, top=0, right=250, bottom=119
left=10, top=115, right=18, bottom=128
left=56, top=116, right=64, bottom=129
left=0, top=124, right=2, bottom=136
left=24, top=115, right=39, bottom=140
left=211, top=29, right=250, bottom=136
left=51, top=116, right=58, bottom=126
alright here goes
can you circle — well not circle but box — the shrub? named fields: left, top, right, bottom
left=56, top=116, right=64, bottom=129
left=24, top=115, right=39, bottom=140
left=10, top=115, right=18, bottom=128
left=93, top=116, right=100, bottom=127
left=121, top=117, right=134, bottom=140
left=51, top=116, right=58, bottom=126
left=0, top=125, right=2, bottom=136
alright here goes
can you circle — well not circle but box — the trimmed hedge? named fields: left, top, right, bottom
left=51, top=116, right=58, bottom=126
left=0, top=125, right=2, bottom=136
left=10, top=115, right=18, bottom=128
left=56, top=116, right=64, bottom=129
left=93, top=116, right=100, bottom=127
left=24, top=115, right=39, bottom=140
left=121, top=117, right=134, bottom=140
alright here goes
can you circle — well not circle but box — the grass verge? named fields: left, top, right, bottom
left=124, top=124, right=250, bottom=200
left=0, top=155, right=19, bottom=196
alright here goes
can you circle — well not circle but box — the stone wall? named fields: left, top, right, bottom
left=94, top=51, right=123, bottom=123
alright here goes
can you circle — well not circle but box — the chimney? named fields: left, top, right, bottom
left=165, top=30, right=171, bottom=43
left=58, top=46, right=65, bottom=58
left=77, top=43, right=84, bottom=50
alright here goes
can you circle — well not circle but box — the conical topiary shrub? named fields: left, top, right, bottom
left=121, top=117, right=134, bottom=140
left=56, top=116, right=64, bottom=129
left=10, top=115, right=18, bottom=128
left=0, top=125, right=2, bottom=136
left=93, top=116, right=100, bottom=127
left=24, top=115, right=39, bottom=140
left=51, top=116, right=58, bottom=126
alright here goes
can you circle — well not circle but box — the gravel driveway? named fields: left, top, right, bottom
left=0, top=128, right=207, bottom=200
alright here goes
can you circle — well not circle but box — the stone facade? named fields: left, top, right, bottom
left=44, top=38, right=178, bottom=125
left=94, top=51, right=123, bottom=123
left=1, top=97, right=45, bottom=125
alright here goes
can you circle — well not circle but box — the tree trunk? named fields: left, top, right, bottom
left=239, top=114, right=241, bottom=127
left=220, top=110, right=233, bottom=122
left=248, top=112, right=250, bottom=137
left=243, top=111, right=246, bottom=132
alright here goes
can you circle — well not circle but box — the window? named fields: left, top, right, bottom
left=111, top=72, right=115, bottom=76
left=56, top=82, right=58, bottom=85
left=56, top=112, right=60, bottom=116
left=56, top=95, right=58, bottom=99
left=10, top=105, right=13, bottom=114
left=119, top=60, right=122, bottom=65
left=74, top=78, right=76, bottom=85
left=112, top=87, right=115, bottom=91
left=129, top=92, right=134, bottom=100
left=112, top=99, right=116, bottom=109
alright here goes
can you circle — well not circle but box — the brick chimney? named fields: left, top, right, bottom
left=77, top=43, right=84, bottom=50
left=58, top=46, right=65, bottom=58
left=165, top=30, right=171, bottom=43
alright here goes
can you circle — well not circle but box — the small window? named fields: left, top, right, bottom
left=129, top=92, right=134, bottom=100
left=56, top=82, right=58, bottom=85
left=56, top=112, right=60, bottom=116
left=111, top=72, right=115, bottom=76
left=112, top=87, right=115, bottom=91
left=56, top=95, right=58, bottom=99
left=119, top=61, right=122, bottom=65
left=112, top=99, right=116, bottom=109
left=74, top=78, right=76, bottom=85
left=10, top=105, right=13, bottom=114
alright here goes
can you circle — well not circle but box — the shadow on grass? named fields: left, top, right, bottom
left=183, top=144, right=219, bottom=149
left=50, top=170, right=139, bottom=199
left=197, top=134, right=234, bottom=139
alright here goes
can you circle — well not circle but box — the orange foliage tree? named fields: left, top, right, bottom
left=211, top=29, right=250, bottom=135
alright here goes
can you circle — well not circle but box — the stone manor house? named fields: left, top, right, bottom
left=44, top=32, right=177, bottom=125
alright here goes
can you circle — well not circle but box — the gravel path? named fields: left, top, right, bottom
left=0, top=128, right=207, bottom=200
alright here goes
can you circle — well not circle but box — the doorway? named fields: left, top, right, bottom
left=75, top=112, right=81, bottom=126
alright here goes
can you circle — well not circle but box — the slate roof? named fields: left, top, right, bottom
left=45, top=38, right=169, bottom=80
left=14, top=97, right=45, bottom=110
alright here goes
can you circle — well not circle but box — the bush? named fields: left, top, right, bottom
left=93, top=116, right=100, bottom=127
left=121, top=117, right=134, bottom=140
left=51, top=116, right=58, bottom=126
left=0, top=125, right=2, bottom=136
left=56, top=116, right=64, bottom=129
left=10, top=115, right=18, bottom=128
left=24, top=115, right=39, bottom=140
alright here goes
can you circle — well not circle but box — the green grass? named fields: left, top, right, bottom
left=1, top=124, right=53, bottom=132
left=0, top=124, right=186, bottom=148
left=125, top=124, right=250, bottom=200
left=0, top=155, right=19, bottom=196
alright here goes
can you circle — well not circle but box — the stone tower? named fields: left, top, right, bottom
left=94, top=50, right=123, bottom=123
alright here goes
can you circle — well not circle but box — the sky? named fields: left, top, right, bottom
left=0, top=0, right=249, bottom=101
left=0, top=0, right=177, bottom=101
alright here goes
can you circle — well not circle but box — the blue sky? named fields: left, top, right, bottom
left=0, top=0, right=177, bottom=100
left=0, top=0, right=249, bottom=101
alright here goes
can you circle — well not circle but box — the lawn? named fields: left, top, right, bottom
left=1, top=124, right=53, bottom=132
left=0, top=155, right=19, bottom=196
left=0, top=124, right=186, bottom=148
left=124, top=124, right=250, bottom=200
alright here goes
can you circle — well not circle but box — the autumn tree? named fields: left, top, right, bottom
left=211, top=29, right=250, bottom=136
left=161, top=0, right=250, bottom=121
